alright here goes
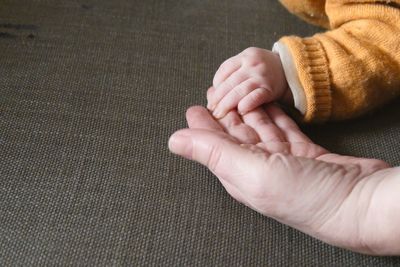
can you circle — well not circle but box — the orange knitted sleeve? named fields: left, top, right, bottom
left=279, top=0, right=329, bottom=28
left=278, top=0, right=400, bottom=122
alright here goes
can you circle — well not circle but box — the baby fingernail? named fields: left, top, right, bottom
left=213, top=110, right=224, bottom=119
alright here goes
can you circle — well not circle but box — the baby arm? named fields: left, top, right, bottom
left=275, top=0, right=400, bottom=122
left=210, top=0, right=400, bottom=122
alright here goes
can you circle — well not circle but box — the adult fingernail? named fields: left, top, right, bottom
left=168, top=132, right=193, bottom=160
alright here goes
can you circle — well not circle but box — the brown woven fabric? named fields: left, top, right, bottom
left=0, top=0, right=399, bottom=265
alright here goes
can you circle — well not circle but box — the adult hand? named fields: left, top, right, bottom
left=168, top=103, right=400, bottom=255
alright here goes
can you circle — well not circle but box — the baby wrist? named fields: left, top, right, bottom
left=272, top=41, right=307, bottom=115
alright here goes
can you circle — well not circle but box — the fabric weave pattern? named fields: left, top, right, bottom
left=0, top=0, right=399, bottom=265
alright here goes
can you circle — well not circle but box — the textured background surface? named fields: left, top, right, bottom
left=0, top=0, right=399, bottom=265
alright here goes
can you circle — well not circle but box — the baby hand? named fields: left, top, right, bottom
left=208, top=47, right=291, bottom=118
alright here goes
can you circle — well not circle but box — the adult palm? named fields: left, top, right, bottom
left=169, top=104, right=400, bottom=255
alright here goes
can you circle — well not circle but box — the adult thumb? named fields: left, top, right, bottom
left=168, top=128, right=267, bottom=190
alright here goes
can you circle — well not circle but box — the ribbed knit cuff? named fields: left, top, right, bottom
left=279, top=36, right=332, bottom=122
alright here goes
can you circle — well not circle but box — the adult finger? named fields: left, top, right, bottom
left=186, top=105, right=259, bottom=144
left=186, top=106, right=224, bottom=131
left=242, top=108, right=286, bottom=142
left=265, top=104, right=313, bottom=143
left=218, top=110, right=260, bottom=144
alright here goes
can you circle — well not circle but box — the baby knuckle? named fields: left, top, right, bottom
left=253, top=63, right=269, bottom=74
left=240, top=54, right=255, bottom=64
left=224, top=79, right=236, bottom=91
left=243, top=47, right=260, bottom=55
left=223, top=58, right=236, bottom=68
left=254, top=76, right=270, bottom=88
left=216, top=58, right=233, bottom=74
left=243, top=47, right=260, bottom=56
left=233, top=85, right=247, bottom=98
left=245, top=92, right=260, bottom=107
left=247, top=81, right=259, bottom=89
